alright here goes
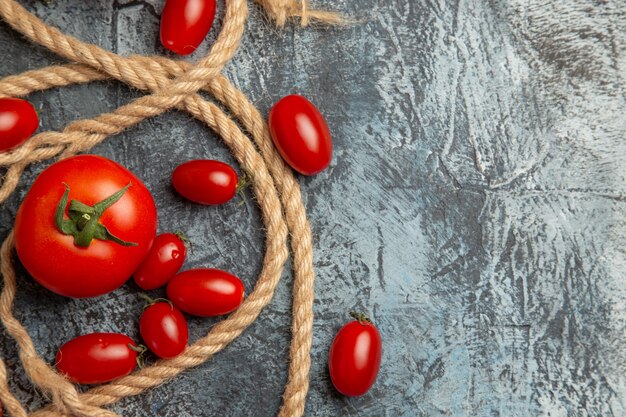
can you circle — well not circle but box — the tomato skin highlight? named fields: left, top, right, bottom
left=268, top=94, right=332, bottom=175
left=140, top=302, right=188, bottom=359
left=134, top=233, right=187, bottom=290
left=172, top=160, right=238, bottom=205
left=328, top=318, right=382, bottom=396
left=167, top=268, right=244, bottom=317
left=55, top=333, right=138, bottom=385
left=160, top=0, right=216, bottom=55
left=14, top=155, right=157, bottom=298
left=0, top=98, right=38, bottom=152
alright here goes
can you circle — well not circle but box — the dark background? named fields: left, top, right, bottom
left=1, top=1, right=625, bottom=416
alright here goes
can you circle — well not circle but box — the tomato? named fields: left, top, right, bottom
left=160, top=0, right=216, bottom=55
left=0, top=98, right=39, bottom=151
left=14, top=155, right=157, bottom=298
left=268, top=94, right=333, bottom=175
left=172, top=160, right=238, bottom=205
left=167, top=268, right=244, bottom=317
left=328, top=313, right=382, bottom=396
left=140, top=302, right=188, bottom=359
left=134, top=233, right=187, bottom=290
left=55, top=333, right=138, bottom=384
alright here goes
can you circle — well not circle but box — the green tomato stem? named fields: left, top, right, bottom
left=350, top=311, right=372, bottom=325
left=174, top=230, right=192, bottom=253
left=54, top=182, right=138, bottom=248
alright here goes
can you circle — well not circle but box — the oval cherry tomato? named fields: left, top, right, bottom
left=134, top=233, right=187, bottom=290
left=0, top=98, right=38, bottom=151
left=328, top=313, right=382, bottom=396
left=268, top=94, right=332, bottom=175
left=172, top=160, right=238, bottom=205
left=56, top=333, right=138, bottom=384
left=160, top=0, right=216, bottom=55
left=167, top=268, right=244, bottom=317
left=140, top=302, right=189, bottom=359
left=14, top=155, right=157, bottom=298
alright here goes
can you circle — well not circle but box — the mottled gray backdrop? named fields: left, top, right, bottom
left=0, top=0, right=625, bottom=416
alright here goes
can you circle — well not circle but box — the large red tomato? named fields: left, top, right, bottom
left=14, top=155, right=157, bottom=298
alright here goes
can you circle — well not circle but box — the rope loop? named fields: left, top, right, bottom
left=0, top=0, right=343, bottom=415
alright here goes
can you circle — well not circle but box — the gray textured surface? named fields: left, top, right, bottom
left=1, top=0, right=625, bottom=416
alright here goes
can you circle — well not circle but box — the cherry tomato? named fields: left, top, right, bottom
left=140, top=302, right=189, bottom=359
left=167, top=268, right=244, bottom=317
left=0, top=98, right=38, bottom=151
left=328, top=313, right=382, bottom=396
left=134, top=233, right=187, bottom=290
left=268, top=94, right=333, bottom=175
left=172, top=160, right=238, bottom=205
left=14, top=155, right=157, bottom=298
left=56, top=333, right=138, bottom=384
left=160, top=0, right=216, bottom=55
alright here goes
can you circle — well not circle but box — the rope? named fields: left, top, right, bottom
left=0, top=0, right=343, bottom=416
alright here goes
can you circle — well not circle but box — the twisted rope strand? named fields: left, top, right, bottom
left=253, top=0, right=344, bottom=26
left=0, top=60, right=313, bottom=417
left=0, top=359, right=27, bottom=417
left=0, top=0, right=339, bottom=415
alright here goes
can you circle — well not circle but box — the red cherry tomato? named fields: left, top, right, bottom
left=268, top=94, right=333, bottom=175
left=0, top=98, right=38, bottom=151
left=172, top=160, right=238, bottom=205
left=14, top=155, right=157, bottom=298
left=328, top=313, right=382, bottom=396
left=167, top=268, right=244, bottom=317
left=56, top=333, right=138, bottom=384
left=134, top=233, right=187, bottom=290
left=160, top=0, right=216, bottom=55
left=140, top=302, right=189, bottom=359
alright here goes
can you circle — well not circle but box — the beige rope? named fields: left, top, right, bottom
left=253, top=0, right=345, bottom=26
left=0, top=0, right=343, bottom=416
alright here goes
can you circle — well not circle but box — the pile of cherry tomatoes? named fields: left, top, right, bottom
left=0, top=0, right=382, bottom=409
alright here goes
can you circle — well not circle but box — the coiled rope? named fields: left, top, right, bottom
left=0, top=1, right=342, bottom=416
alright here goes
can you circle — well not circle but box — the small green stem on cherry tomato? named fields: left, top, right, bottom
left=174, top=230, right=192, bottom=254
left=54, top=182, right=138, bottom=248
left=236, top=173, right=251, bottom=207
left=350, top=311, right=372, bottom=325
left=128, top=343, right=148, bottom=368
left=127, top=343, right=147, bottom=354
left=138, top=293, right=173, bottom=309
left=235, top=172, right=251, bottom=194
